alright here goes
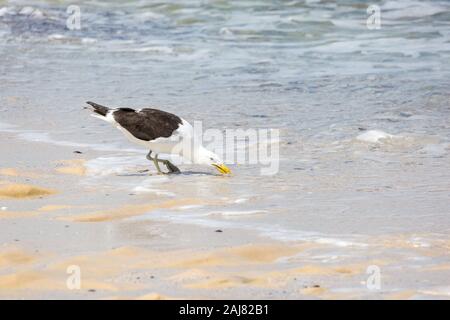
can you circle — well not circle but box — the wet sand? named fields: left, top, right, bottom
left=1, top=131, right=450, bottom=300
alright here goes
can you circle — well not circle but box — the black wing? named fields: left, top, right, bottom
left=112, top=108, right=182, bottom=141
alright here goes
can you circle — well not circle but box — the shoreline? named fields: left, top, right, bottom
left=1, top=123, right=450, bottom=299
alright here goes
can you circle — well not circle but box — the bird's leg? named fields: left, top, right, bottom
left=163, top=160, right=181, bottom=174
left=146, top=150, right=180, bottom=174
left=146, top=150, right=154, bottom=161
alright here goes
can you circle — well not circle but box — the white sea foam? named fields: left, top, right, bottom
left=219, top=27, right=234, bottom=37
left=135, top=11, right=166, bottom=21
left=356, top=130, right=395, bottom=143
left=19, top=7, right=34, bottom=15
left=208, top=210, right=267, bottom=216
left=314, top=238, right=364, bottom=247
left=0, top=7, right=15, bottom=16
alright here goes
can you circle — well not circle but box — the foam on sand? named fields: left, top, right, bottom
left=0, top=183, right=56, bottom=199
left=356, top=130, right=395, bottom=143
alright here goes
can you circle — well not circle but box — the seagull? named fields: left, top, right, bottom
left=86, top=101, right=231, bottom=175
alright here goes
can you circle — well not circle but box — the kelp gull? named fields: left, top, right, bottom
left=86, top=101, right=231, bottom=175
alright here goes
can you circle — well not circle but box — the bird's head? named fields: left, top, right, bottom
left=196, top=148, right=231, bottom=174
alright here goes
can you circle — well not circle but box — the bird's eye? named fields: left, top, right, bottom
left=210, top=157, right=214, bottom=161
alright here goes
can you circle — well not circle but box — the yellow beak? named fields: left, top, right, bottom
left=212, top=164, right=231, bottom=174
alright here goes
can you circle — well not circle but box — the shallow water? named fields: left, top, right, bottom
left=1, top=0, right=450, bottom=292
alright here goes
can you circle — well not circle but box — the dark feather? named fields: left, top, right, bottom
left=113, top=108, right=182, bottom=141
